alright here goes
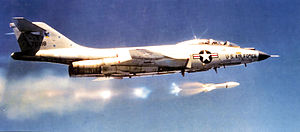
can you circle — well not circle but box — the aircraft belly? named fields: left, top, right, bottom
left=69, top=65, right=179, bottom=77
left=101, top=66, right=158, bottom=74
left=69, top=59, right=185, bottom=78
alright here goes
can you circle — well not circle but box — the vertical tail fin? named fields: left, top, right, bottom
left=10, top=17, right=81, bottom=55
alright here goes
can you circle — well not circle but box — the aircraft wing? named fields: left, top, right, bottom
left=129, top=49, right=170, bottom=59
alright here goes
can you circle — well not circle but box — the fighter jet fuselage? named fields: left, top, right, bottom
left=9, top=17, right=271, bottom=79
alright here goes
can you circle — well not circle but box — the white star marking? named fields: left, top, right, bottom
left=200, top=50, right=211, bottom=62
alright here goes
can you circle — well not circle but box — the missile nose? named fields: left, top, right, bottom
left=258, top=51, right=270, bottom=61
left=226, top=82, right=240, bottom=88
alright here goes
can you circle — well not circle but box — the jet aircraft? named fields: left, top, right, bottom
left=9, top=17, right=271, bottom=79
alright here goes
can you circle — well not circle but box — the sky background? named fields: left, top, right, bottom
left=0, top=0, right=300, bottom=132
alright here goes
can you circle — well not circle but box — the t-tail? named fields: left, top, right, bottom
left=10, top=17, right=82, bottom=63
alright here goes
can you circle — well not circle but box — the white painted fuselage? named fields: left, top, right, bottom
left=10, top=18, right=270, bottom=79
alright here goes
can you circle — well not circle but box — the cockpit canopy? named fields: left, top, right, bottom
left=177, top=39, right=239, bottom=47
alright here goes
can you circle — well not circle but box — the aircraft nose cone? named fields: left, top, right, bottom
left=258, top=51, right=270, bottom=61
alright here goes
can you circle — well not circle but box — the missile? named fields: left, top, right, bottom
left=201, top=81, right=240, bottom=92
left=171, top=81, right=240, bottom=96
